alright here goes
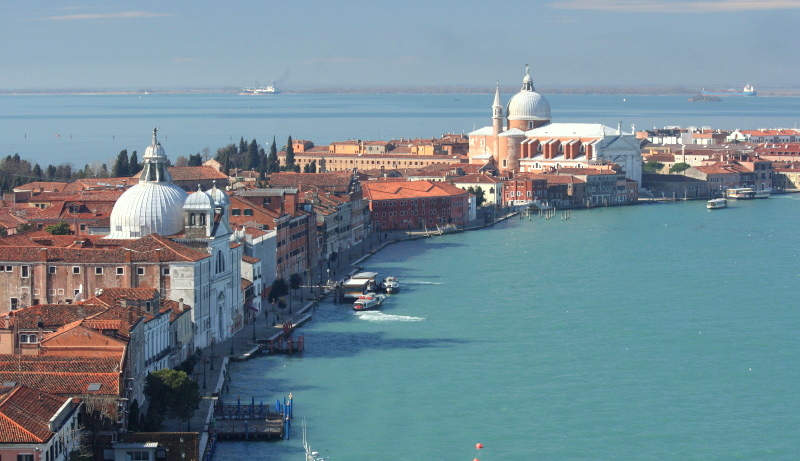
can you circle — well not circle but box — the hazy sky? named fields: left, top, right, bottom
left=2, top=0, right=800, bottom=90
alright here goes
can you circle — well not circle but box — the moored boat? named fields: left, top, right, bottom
left=726, top=187, right=756, bottom=199
left=353, top=292, right=385, bottom=311
left=381, top=276, right=400, bottom=293
left=707, top=198, right=727, bottom=209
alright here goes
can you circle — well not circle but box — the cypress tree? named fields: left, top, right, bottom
left=111, top=150, right=130, bottom=177
left=284, top=135, right=295, bottom=170
left=266, top=137, right=279, bottom=173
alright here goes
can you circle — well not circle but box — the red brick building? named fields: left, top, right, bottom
left=362, top=180, right=469, bottom=231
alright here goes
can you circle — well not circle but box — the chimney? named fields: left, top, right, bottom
left=179, top=298, right=184, bottom=312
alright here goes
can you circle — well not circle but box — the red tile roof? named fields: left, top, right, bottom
left=0, top=355, right=122, bottom=396
left=362, top=180, right=469, bottom=201
left=0, top=385, right=74, bottom=443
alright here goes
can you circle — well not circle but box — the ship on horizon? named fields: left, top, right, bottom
left=240, top=81, right=278, bottom=95
left=701, top=83, right=756, bottom=96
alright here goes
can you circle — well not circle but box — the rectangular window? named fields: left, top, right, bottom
left=10, top=298, right=19, bottom=311
left=21, top=266, right=29, bottom=278
left=95, top=267, right=103, bottom=275
left=4, top=266, right=11, bottom=272
left=244, top=209, right=253, bottom=216
left=18, top=452, right=35, bottom=461
left=232, top=209, right=241, bottom=216
left=116, top=267, right=124, bottom=275
left=72, top=266, right=80, bottom=274
left=162, top=267, right=170, bottom=276
left=137, top=268, right=145, bottom=276
left=49, top=266, right=56, bottom=274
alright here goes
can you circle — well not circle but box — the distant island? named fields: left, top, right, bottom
left=2, top=85, right=800, bottom=96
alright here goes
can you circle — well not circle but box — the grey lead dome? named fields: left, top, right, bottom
left=107, top=128, right=189, bottom=239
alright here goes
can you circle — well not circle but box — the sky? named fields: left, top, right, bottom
left=2, top=0, right=800, bottom=90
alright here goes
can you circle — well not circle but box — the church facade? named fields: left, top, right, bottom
left=468, top=67, right=642, bottom=185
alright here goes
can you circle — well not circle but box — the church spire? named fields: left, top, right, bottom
left=492, top=81, right=503, bottom=148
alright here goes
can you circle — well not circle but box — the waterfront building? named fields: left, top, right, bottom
left=468, top=67, right=643, bottom=184
left=267, top=171, right=368, bottom=252
left=773, top=165, right=800, bottom=191
left=451, top=173, right=505, bottom=206
left=228, top=189, right=316, bottom=280
left=0, top=385, right=82, bottom=461
left=728, top=128, right=800, bottom=144
left=502, top=174, right=548, bottom=207
left=361, top=180, right=469, bottom=231
left=278, top=140, right=467, bottom=174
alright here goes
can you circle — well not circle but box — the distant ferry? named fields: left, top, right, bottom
left=701, top=83, right=756, bottom=97
left=240, top=82, right=278, bottom=95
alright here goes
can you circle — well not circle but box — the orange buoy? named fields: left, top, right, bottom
left=476, top=443, right=483, bottom=449
left=474, top=458, right=480, bottom=461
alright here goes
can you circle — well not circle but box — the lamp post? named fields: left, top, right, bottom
left=202, top=359, right=207, bottom=390
left=210, top=338, right=215, bottom=371
left=252, top=311, right=257, bottom=342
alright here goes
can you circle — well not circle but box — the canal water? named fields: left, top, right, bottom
left=217, top=197, right=800, bottom=460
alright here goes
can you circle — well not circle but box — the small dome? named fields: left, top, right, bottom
left=209, top=186, right=229, bottom=206
left=184, top=187, right=214, bottom=210
left=108, top=183, right=188, bottom=238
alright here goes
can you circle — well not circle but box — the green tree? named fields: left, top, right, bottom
left=188, top=153, right=203, bottom=167
left=283, top=135, right=295, bottom=171
left=268, top=278, right=289, bottom=303
left=144, top=369, right=200, bottom=431
left=644, top=160, right=664, bottom=173
left=44, top=221, right=71, bottom=235
left=245, top=139, right=260, bottom=170
left=129, top=151, right=141, bottom=175
left=16, top=223, right=35, bottom=233
left=319, top=157, right=326, bottom=173
left=669, top=162, right=690, bottom=174
left=474, top=187, right=486, bottom=207
left=289, top=272, right=303, bottom=298
left=111, top=150, right=130, bottom=177
left=266, top=137, right=279, bottom=174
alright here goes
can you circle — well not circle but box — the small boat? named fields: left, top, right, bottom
left=303, top=418, right=326, bottom=461
left=353, top=292, right=385, bottom=311
left=726, top=187, right=756, bottom=199
left=707, top=198, right=727, bottom=209
left=381, top=276, right=400, bottom=294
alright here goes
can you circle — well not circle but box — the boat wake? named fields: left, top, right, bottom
left=355, top=311, right=425, bottom=322
left=403, top=280, right=443, bottom=285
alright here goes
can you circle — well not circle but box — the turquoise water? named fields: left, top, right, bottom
left=218, top=197, right=800, bottom=460
left=2, top=93, right=800, bottom=167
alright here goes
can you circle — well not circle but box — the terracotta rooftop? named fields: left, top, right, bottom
left=157, top=166, right=229, bottom=182
left=0, top=385, right=76, bottom=443
left=362, top=180, right=469, bottom=201
left=0, top=355, right=122, bottom=396
left=268, top=172, right=354, bottom=191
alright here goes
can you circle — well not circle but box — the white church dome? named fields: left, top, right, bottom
left=184, top=187, right=214, bottom=210
left=107, top=128, right=188, bottom=239
left=506, top=66, right=551, bottom=121
left=209, top=185, right=229, bottom=206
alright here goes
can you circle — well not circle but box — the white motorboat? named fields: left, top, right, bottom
left=707, top=198, right=727, bottom=209
left=382, top=276, right=400, bottom=293
left=353, top=292, right=385, bottom=311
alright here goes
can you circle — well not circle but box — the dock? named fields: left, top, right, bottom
left=211, top=395, right=293, bottom=441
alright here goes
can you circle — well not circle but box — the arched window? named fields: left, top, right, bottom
left=200, top=213, right=206, bottom=225
left=189, top=213, right=196, bottom=225
left=217, top=250, right=225, bottom=273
